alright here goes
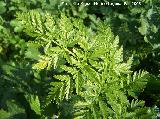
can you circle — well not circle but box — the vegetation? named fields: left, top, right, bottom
left=0, top=0, right=160, bottom=118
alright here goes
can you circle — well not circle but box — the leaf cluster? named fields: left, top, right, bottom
left=16, top=10, right=157, bottom=118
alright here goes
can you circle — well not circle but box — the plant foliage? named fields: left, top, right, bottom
left=15, top=10, right=156, bottom=118
left=0, top=0, right=160, bottom=118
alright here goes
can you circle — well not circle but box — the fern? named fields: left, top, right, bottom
left=16, top=10, right=156, bottom=118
